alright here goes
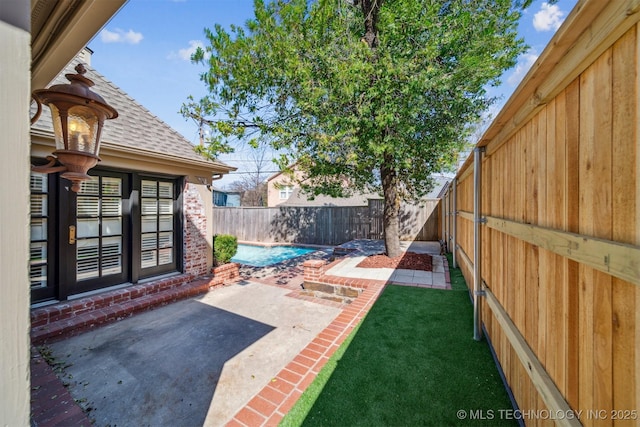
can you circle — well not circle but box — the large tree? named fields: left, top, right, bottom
left=187, top=0, right=527, bottom=257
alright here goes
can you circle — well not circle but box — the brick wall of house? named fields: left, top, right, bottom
left=183, top=181, right=209, bottom=276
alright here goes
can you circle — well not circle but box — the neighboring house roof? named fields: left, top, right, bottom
left=211, top=186, right=241, bottom=195
left=276, top=175, right=450, bottom=206
left=266, top=162, right=298, bottom=182
left=30, top=55, right=235, bottom=174
left=266, top=170, right=285, bottom=182
left=279, top=188, right=381, bottom=207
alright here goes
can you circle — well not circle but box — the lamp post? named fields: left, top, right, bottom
left=31, top=63, right=117, bottom=192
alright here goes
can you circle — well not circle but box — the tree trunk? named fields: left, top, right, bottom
left=358, top=0, right=381, bottom=49
left=358, top=0, right=399, bottom=255
left=381, top=155, right=402, bottom=258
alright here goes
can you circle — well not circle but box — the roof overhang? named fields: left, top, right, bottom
left=31, top=0, right=127, bottom=90
left=30, top=132, right=237, bottom=178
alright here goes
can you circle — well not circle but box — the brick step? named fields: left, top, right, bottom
left=301, top=281, right=362, bottom=304
left=31, top=274, right=224, bottom=344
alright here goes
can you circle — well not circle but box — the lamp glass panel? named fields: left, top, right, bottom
left=67, top=105, right=99, bottom=154
left=49, top=104, right=65, bottom=151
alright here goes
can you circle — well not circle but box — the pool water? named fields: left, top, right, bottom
left=231, top=244, right=318, bottom=267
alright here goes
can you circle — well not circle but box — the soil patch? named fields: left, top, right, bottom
left=357, top=252, right=432, bottom=271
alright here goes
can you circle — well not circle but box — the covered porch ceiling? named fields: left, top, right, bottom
left=31, top=0, right=127, bottom=89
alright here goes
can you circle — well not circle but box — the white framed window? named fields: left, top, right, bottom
left=279, top=185, right=294, bottom=200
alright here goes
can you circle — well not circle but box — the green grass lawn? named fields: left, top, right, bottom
left=281, top=255, right=517, bottom=427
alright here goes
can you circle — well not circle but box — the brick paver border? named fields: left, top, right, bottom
left=225, top=278, right=387, bottom=427
left=225, top=255, right=451, bottom=426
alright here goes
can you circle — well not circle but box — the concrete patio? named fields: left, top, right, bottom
left=31, top=240, right=450, bottom=427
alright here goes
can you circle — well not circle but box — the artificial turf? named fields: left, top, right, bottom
left=281, top=254, right=517, bottom=426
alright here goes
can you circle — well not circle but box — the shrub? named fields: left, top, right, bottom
left=213, top=234, right=238, bottom=265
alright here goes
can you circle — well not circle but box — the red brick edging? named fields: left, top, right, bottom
left=225, top=273, right=387, bottom=426
left=226, top=255, right=452, bottom=426
left=31, top=346, right=93, bottom=426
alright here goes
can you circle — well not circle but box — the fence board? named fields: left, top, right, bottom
left=447, top=3, right=639, bottom=424
left=611, top=26, right=638, bottom=418
left=213, top=200, right=440, bottom=246
left=484, top=286, right=581, bottom=427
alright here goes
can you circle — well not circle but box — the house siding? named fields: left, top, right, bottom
left=0, top=18, right=31, bottom=426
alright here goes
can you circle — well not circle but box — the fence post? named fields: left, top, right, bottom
left=445, top=187, right=450, bottom=251
left=441, top=185, right=449, bottom=251
left=473, top=147, right=486, bottom=341
left=452, top=178, right=457, bottom=269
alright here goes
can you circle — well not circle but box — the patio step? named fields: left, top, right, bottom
left=301, top=281, right=362, bottom=304
left=31, top=273, right=230, bottom=344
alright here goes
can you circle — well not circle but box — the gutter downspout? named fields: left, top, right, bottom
left=473, top=147, right=486, bottom=341
left=206, top=173, right=224, bottom=192
left=452, top=178, right=458, bottom=269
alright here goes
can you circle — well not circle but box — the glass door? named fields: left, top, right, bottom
left=30, top=172, right=56, bottom=302
left=139, top=179, right=177, bottom=277
left=71, top=171, right=130, bottom=295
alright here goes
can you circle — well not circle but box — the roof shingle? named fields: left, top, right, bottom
left=31, top=56, right=234, bottom=172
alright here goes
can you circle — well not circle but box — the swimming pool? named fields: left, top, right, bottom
left=231, top=244, right=318, bottom=267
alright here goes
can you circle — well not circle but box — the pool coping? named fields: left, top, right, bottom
left=237, top=240, right=334, bottom=250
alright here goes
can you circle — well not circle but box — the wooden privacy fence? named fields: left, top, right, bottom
left=212, top=199, right=440, bottom=246
left=441, top=1, right=639, bottom=426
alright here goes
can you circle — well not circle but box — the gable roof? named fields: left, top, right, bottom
left=267, top=170, right=285, bottom=182
left=279, top=188, right=381, bottom=207
left=30, top=55, right=235, bottom=174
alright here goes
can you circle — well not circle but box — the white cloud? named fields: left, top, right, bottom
left=168, top=40, right=207, bottom=61
left=533, top=2, right=565, bottom=32
left=507, top=50, right=539, bottom=86
left=100, top=28, right=143, bottom=44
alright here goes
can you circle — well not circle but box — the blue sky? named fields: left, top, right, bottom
left=88, top=0, right=577, bottom=187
